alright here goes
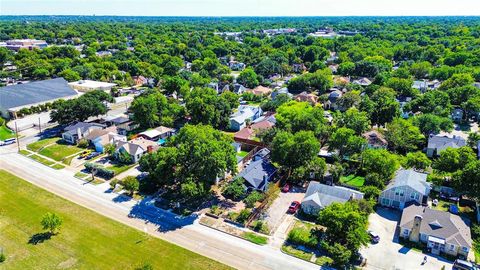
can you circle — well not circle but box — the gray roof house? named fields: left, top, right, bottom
left=399, top=204, right=472, bottom=258
left=426, top=135, right=467, bottom=157
left=0, top=77, right=78, bottom=119
left=237, top=148, right=277, bottom=192
left=62, top=122, right=106, bottom=144
left=301, top=181, right=364, bottom=215
left=379, top=169, right=431, bottom=210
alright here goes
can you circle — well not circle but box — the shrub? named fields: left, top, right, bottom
left=77, top=138, right=89, bottom=148
left=122, top=176, right=139, bottom=195
left=236, top=209, right=251, bottom=224
left=251, top=220, right=269, bottom=234
left=287, top=227, right=318, bottom=248
left=210, top=205, right=221, bottom=215
left=244, top=191, right=264, bottom=208
left=0, top=253, right=5, bottom=263
left=110, top=178, right=118, bottom=190
left=223, top=178, right=246, bottom=200
left=84, top=162, right=115, bottom=179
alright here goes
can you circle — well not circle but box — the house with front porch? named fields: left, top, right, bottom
left=399, top=204, right=472, bottom=258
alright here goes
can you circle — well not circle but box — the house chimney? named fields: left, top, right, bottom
left=409, top=214, right=423, bottom=243
left=77, top=127, right=82, bottom=139
left=147, top=145, right=153, bottom=153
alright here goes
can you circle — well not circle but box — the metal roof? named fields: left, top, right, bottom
left=0, top=78, right=78, bottom=111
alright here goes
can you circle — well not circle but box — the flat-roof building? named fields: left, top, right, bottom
left=68, top=80, right=117, bottom=92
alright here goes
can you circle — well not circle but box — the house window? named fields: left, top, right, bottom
left=403, top=229, right=409, bottom=235
left=450, top=244, right=455, bottom=251
left=399, top=189, right=404, bottom=196
left=462, top=247, right=469, bottom=252
left=411, top=192, right=416, bottom=199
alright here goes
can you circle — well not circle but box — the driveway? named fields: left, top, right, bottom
left=264, top=186, right=305, bottom=233
left=361, top=207, right=453, bottom=270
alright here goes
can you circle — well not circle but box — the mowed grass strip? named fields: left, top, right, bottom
left=0, top=170, right=231, bottom=270
left=0, top=125, right=15, bottom=140
left=38, top=143, right=83, bottom=162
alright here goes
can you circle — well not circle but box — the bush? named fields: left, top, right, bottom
left=244, top=191, right=264, bottom=208
left=77, top=138, right=89, bottom=148
left=110, top=178, right=118, bottom=190
left=471, top=224, right=480, bottom=239
left=287, top=227, right=318, bottom=248
left=223, top=178, right=246, bottom=200
left=236, top=209, right=251, bottom=224
left=0, top=253, right=5, bottom=263
left=251, top=220, right=269, bottom=234
left=122, top=176, right=139, bottom=195
left=360, top=185, right=381, bottom=201
left=84, top=162, right=115, bottom=179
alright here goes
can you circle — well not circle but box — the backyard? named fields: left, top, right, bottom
left=339, top=175, right=365, bottom=188
left=0, top=170, right=231, bottom=270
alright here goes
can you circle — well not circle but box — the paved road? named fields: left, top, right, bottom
left=361, top=207, right=453, bottom=270
left=0, top=145, right=322, bottom=270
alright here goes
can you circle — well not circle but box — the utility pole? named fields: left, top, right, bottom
left=38, top=117, right=42, bottom=133
left=14, top=122, right=20, bottom=152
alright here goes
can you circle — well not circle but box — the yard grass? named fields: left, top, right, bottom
left=315, top=256, right=333, bottom=266
left=0, top=170, right=231, bottom=270
left=339, top=175, right=365, bottom=188
left=19, top=149, right=32, bottom=156
left=0, top=124, right=15, bottom=140
left=74, top=172, right=89, bottom=179
left=241, top=232, right=268, bottom=245
left=281, top=244, right=313, bottom=261
left=474, top=241, right=479, bottom=263
left=237, top=150, right=249, bottom=158
left=62, top=155, right=75, bottom=165
left=38, top=143, right=83, bottom=162
left=26, top=137, right=60, bottom=152
left=106, top=163, right=135, bottom=176
left=29, top=154, right=55, bottom=166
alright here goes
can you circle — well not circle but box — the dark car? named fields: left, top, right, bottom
left=453, top=259, right=478, bottom=270
left=282, top=184, right=290, bottom=193
left=85, top=152, right=101, bottom=160
left=288, top=201, right=300, bottom=214
left=368, top=230, right=380, bottom=243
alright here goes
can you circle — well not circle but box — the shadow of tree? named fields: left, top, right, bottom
left=28, top=232, right=52, bottom=245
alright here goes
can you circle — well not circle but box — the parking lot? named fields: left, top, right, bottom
left=264, top=186, right=305, bottom=233
left=361, top=207, right=453, bottom=270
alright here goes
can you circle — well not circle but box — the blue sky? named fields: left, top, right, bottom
left=1, top=0, right=480, bottom=16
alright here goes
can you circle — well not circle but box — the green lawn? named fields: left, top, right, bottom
left=0, top=125, right=15, bottom=140
left=26, top=137, right=60, bottom=152
left=38, top=143, right=83, bottom=162
left=339, top=175, right=365, bottom=188
left=0, top=170, right=231, bottom=270
left=51, top=164, right=65, bottom=170
left=237, top=150, right=249, bottom=158
left=107, top=163, right=135, bottom=176
left=241, top=232, right=268, bottom=245
left=281, top=244, right=313, bottom=261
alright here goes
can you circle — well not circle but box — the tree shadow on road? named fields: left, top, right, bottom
left=113, top=194, right=132, bottom=203
left=28, top=232, right=52, bottom=245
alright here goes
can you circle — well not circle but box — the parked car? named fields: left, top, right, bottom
left=282, top=184, right=290, bottom=193
left=368, top=230, right=380, bottom=243
left=352, top=252, right=366, bottom=266
left=80, top=150, right=92, bottom=158
left=287, top=201, right=300, bottom=214
left=85, top=152, right=100, bottom=160
left=0, top=138, right=16, bottom=146
left=453, top=259, right=478, bottom=270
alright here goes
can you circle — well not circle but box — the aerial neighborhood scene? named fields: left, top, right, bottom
left=1, top=1, right=480, bottom=270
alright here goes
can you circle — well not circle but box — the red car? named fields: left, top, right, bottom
left=282, top=184, right=290, bottom=193
left=288, top=201, right=301, bottom=214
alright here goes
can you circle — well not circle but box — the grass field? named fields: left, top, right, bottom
left=339, top=175, right=365, bottom=188
left=38, top=143, right=83, bottom=162
left=0, top=170, right=231, bottom=270
left=237, top=150, right=249, bottom=158
left=26, top=137, right=60, bottom=152
left=0, top=125, right=15, bottom=140
left=107, top=163, right=135, bottom=176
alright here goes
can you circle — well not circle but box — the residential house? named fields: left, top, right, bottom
left=84, top=126, right=126, bottom=152
left=229, top=105, right=263, bottom=131
left=115, top=137, right=158, bottom=163
left=0, top=78, right=78, bottom=119
left=237, top=148, right=277, bottom=192
left=138, top=126, right=175, bottom=143
left=328, top=64, right=339, bottom=74
left=294, top=91, right=319, bottom=105
left=234, top=114, right=275, bottom=146
left=132, top=76, right=148, bottom=87
left=412, top=80, right=428, bottom=93
left=324, top=89, right=343, bottom=110
left=229, top=61, right=246, bottom=71
left=62, top=122, right=106, bottom=145
left=104, top=116, right=139, bottom=135
left=426, top=135, right=467, bottom=158
left=363, top=130, right=388, bottom=149
left=428, top=80, right=442, bottom=90
left=353, top=77, right=372, bottom=86
left=399, top=204, right=472, bottom=258
left=379, top=169, right=431, bottom=210
left=301, top=181, right=364, bottom=215
left=247, top=85, right=272, bottom=96
left=271, top=88, right=292, bottom=100
left=207, top=82, right=220, bottom=93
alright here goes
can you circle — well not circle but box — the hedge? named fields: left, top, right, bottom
left=84, top=162, right=114, bottom=179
